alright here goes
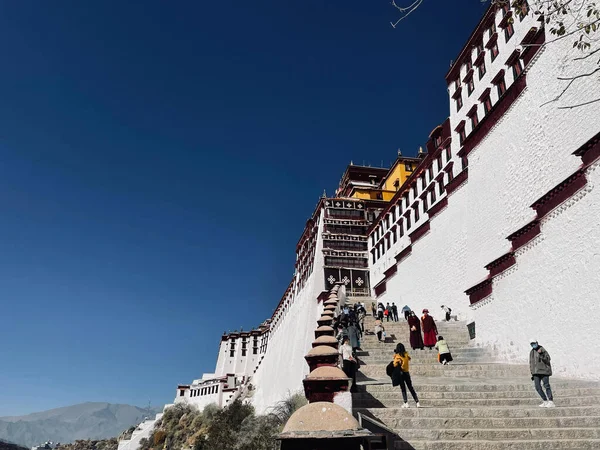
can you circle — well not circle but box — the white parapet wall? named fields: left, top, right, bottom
left=369, top=3, right=600, bottom=380
left=250, top=209, right=326, bottom=414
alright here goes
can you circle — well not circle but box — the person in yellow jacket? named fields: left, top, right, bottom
left=391, top=343, right=421, bottom=408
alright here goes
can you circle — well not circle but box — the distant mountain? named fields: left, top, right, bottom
left=0, top=439, right=29, bottom=450
left=0, top=403, right=162, bottom=448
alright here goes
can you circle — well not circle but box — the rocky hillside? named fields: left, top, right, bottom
left=0, top=403, right=161, bottom=448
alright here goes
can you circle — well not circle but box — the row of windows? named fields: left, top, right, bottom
left=453, top=3, right=527, bottom=113
left=325, top=225, right=368, bottom=235
left=371, top=170, right=452, bottom=264
left=324, top=256, right=368, bottom=269
left=327, top=209, right=364, bottom=219
left=371, top=148, right=453, bottom=246
left=323, top=240, right=368, bottom=251
left=189, top=385, right=219, bottom=397
left=456, top=56, right=523, bottom=151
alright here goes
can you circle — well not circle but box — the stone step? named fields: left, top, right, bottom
left=394, top=439, right=600, bottom=450
left=358, top=357, right=492, bottom=364
left=353, top=396, right=600, bottom=408
left=358, top=365, right=530, bottom=379
left=357, top=380, right=599, bottom=393
left=353, top=387, right=600, bottom=400
left=392, top=428, right=600, bottom=441
left=377, top=416, right=600, bottom=430
left=357, top=405, right=600, bottom=418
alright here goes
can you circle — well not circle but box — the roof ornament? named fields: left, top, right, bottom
left=350, top=160, right=354, bottom=165
left=397, top=148, right=402, bottom=156
left=322, top=189, right=327, bottom=198
left=418, top=146, right=424, bottom=154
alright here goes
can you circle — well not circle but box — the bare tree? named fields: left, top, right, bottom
left=390, top=0, right=600, bottom=108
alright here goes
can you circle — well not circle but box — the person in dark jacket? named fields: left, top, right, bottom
left=529, top=338, right=555, bottom=407
left=407, top=311, right=424, bottom=350
left=390, top=343, right=420, bottom=408
left=391, top=303, right=399, bottom=322
left=347, top=321, right=362, bottom=352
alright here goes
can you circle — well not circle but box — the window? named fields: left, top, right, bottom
left=431, top=187, right=437, bottom=203
left=490, top=21, right=496, bottom=37
left=482, top=94, right=492, bottom=114
left=518, top=0, right=529, bottom=20
left=371, top=251, right=376, bottom=264
left=446, top=147, right=451, bottom=161
left=391, top=208, right=396, bottom=223
left=491, top=42, right=499, bottom=61
left=467, top=77, right=474, bottom=96
left=180, top=390, right=185, bottom=397
left=428, top=166, right=434, bottom=180
left=456, top=94, right=463, bottom=112
left=512, top=59, right=523, bottom=80
left=458, top=127, right=466, bottom=146
left=439, top=178, right=445, bottom=195
left=448, top=166, right=454, bottom=182
left=461, top=156, right=469, bottom=171
left=465, top=58, right=473, bottom=72
left=412, top=185, right=417, bottom=199
left=414, top=205, right=420, bottom=222
left=405, top=163, right=413, bottom=172
left=478, top=60, right=486, bottom=79
left=406, top=213, right=411, bottom=230
left=421, top=175, right=426, bottom=189
left=469, top=109, right=479, bottom=129
left=393, top=178, right=400, bottom=190
left=399, top=220, right=404, bottom=237
left=476, top=41, right=484, bottom=55
left=497, top=75, right=507, bottom=97
left=454, top=78, right=460, bottom=90
left=437, top=155, right=442, bottom=171
left=230, top=350, right=235, bottom=357
left=392, top=227, right=397, bottom=244
left=505, top=22, right=514, bottom=42
left=423, top=195, right=428, bottom=212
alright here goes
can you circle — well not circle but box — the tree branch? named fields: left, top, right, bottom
left=557, top=97, right=600, bottom=109
left=556, top=66, right=600, bottom=80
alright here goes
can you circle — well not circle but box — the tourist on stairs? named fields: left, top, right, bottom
left=407, top=311, right=424, bottom=350
left=377, top=303, right=385, bottom=321
left=529, top=338, right=555, bottom=408
left=391, top=302, right=399, bottom=322
left=347, top=320, right=362, bottom=352
left=339, top=335, right=358, bottom=393
left=435, top=335, right=453, bottom=365
left=401, top=304, right=411, bottom=320
left=421, top=309, right=438, bottom=350
left=441, top=305, right=452, bottom=322
left=374, top=320, right=385, bottom=343
left=371, top=302, right=377, bottom=318
left=357, top=308, right=366, bottom=333
left=391, top=343, right=420, bottom=408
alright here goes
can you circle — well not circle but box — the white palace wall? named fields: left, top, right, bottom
left=371, top=11, right=600, bottom=380
left=476, top=160, right=600, bottom=379
left=250, top=208, right=327, bottom=413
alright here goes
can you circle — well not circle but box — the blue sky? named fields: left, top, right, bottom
left=0, top=1, right=487, bottom=415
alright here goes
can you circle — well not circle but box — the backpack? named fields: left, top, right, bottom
left=386, top=361, right=394, bottom=377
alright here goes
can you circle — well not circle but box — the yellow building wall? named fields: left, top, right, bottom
left=382, top=162, right=416, bottom=193
left=349, top=189, right=396, bottom=201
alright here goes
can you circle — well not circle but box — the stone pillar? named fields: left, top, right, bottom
left=278, top=402, right=374, bottom=450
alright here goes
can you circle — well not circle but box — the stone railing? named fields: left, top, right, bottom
left=278, top=284, right=384, bottom=449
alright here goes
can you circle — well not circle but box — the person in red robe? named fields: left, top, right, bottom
left=421, top=309, right=438, bottom=350
left=407, top=311, right=424, bottom=351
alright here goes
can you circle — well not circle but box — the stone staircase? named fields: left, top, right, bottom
left=353, top=310, right=600, bottom=449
